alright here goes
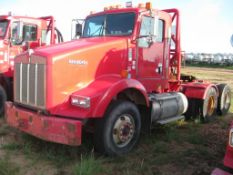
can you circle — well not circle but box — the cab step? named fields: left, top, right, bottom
left=157, top=115, right=185, bottom=125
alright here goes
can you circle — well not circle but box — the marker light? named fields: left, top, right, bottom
left=121, top=70, right=129, bottom=78
left=229, top=128, right=233, bottom=147
left=71, top=95, right=90, bottom=108
left=146, top=2, right=152, bottom=10
left=126, top=1, right=132, bottom=8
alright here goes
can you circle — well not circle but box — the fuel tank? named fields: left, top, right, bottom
left=150, top=92, right=188, bottom=121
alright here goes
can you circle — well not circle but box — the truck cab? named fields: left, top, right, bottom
left=0, top=15, right=63, bottom=114
left=5, top=2, right=231, bottom=156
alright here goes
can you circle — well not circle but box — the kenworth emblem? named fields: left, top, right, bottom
left=68, top=59, right=88, bottom=65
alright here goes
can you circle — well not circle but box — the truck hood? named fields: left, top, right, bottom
left=35, top=37, right=129, bottom=110
left=35, top=37, right=128, bottom=58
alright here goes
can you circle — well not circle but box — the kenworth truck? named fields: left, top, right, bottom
left=0, top=14, right=63, bottom=115
left=5, top=2, right=231, bottom=156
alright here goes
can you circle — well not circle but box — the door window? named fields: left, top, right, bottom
left=138, top=16, right=164, bottom=47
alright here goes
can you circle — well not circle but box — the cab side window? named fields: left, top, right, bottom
left=23, top=24, right=37, bottom=41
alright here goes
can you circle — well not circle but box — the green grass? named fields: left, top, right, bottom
left=0, top=124, right=10, bottom=136
left=1, top=133, right=94, bottom=168
left=184, top=63, right=233, bottom=70
left=1, top=143, right=22, bottom=151
left=73, top=154, right=105, bottom=175
left=0, top=156, right=19, bottom=175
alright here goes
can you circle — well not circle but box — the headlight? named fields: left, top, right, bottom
left=71, top=95, right=90, bottom=108
left=229, top=128, right=233, bottom=147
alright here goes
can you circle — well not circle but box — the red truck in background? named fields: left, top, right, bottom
left=224, top=122, right=233, bottom=170
left=5, top=2, right=231, bottom=156
left=212, top=122, right=233, bottom=175
left=0, top=14, right=63, bottom=115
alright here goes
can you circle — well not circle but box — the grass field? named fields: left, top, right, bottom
left=0, top=66, right=232, bottom=175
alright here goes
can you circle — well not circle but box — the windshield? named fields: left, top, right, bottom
left=83, top=12, right=135, bottom=37
left=0, top=20, right=8, bottom=37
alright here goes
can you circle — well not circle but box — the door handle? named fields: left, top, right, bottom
left=155, top=63, right=162, bottom=74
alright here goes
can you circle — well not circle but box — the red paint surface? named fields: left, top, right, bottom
left=5, top=102, right=82, bottom=145
left=224, top=122, right=233, bottom=169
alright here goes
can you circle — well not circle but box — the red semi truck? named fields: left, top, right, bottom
left=0, top=14, right=63, bottom=115
left=5, top=2, right=231, bottom=156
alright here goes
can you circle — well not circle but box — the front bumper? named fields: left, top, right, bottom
left=5, top=102, right=82, bottom=146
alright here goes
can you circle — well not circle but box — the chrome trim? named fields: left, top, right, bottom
left=19, top=62, right=22, bottom=102
left=35, top=63, right=38, bottom=106
left=26, top=64, right=30, bottom=103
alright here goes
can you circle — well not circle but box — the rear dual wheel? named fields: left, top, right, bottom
left=217, top=84, right=231, bottom=115
left=201, top=87, right=218, bottom=122
left=94, top=100, right=141, bottom=156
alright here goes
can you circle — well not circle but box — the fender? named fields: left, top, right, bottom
left=181, top=82, right=219, bottom=100
left=52, top=75, right=149, bottom=119
left=92, top=77, right=149, bottom=117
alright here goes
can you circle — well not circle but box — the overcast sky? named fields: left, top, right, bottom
left=0, top=0, right=232, bottom=53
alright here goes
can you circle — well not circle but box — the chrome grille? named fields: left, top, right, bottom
left=14, top=56, right=46, bottom=109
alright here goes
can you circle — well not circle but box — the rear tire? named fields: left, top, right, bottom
left=201, top=87, right=218, bottom=122
left=0, top=86, right=7, bottom=117
left=94, top=100, right=141, bottom=156
left=217, top=84, right=231, bottom=115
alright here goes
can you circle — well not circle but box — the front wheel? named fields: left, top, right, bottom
left=94, top=100, right=141, bottom=156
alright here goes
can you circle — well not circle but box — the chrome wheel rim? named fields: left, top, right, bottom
left=112, top=114, right=135, bottom=148
left=223, top=90, right=231, bottom=109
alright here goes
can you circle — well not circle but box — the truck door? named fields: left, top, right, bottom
left=137, top=15, right=166, bottom=92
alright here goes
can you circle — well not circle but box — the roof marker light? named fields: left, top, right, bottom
left=126, top=1, right=132, bottom=8
left=146, top=2, right=152, bottom=10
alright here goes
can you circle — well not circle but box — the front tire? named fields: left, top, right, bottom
left=94, top=100, right=141, bottom=156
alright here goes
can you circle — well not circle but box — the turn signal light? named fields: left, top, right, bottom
left=146, top=2, right=152, bottom=10
left=121, top=70, right=129, bottom=78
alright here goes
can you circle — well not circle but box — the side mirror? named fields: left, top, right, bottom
left=75, top=23, right=82, bottom=37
